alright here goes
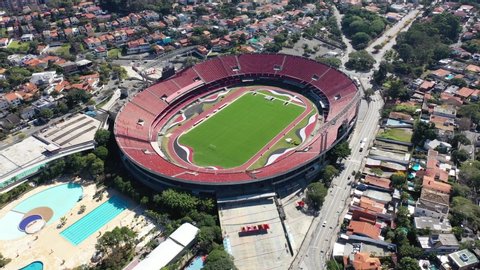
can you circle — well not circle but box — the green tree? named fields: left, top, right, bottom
left=66, top=153, right=87, bottom=173
left=399, top=244, right=424, bottom=259
left=450, top=78, right=467, bottom=87
left=321, top=165, right=340, bottom=182
left=345, top=50, right=375, bottom=72
left=351, top=32, right=370, bottom=49
left=364, top=88, right=374, bottom=103
left=459, top=161, right=480, bottom=190
left=197, top=225, right=222, bottom=252
left=373, top=61, right=388, bottom=84
left=396, top=206, right=411, bottom=228
left=330, top=141, right=351, bottom=161
left=94, top=129, right=111, bottom=146
left=203, top=247, right=237, bottom=270
left=159, top=189, right=199, bottom=217
left=452, top=149, right=469, bottom=165
left=396, top=257, right=421, bottom=270
left=306, top=182, right=328, bottom=210
left=411, top=121, right=436, bottom=147
left=39, top=108, right=54, bottom=120
left=391, top=172, right=407, bottom=189
left=90, top=158, right=104, bottom=175
left=451, top=134, right=471, bottom=148
left=316, top=56, right=341, bottom=68
left=96, top=226, right=137, bottom=253
left=93, top=146, right=109, bottom=160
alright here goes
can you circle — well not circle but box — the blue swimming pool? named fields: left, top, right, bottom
left=60, top=196, right=128, bottom=245
left=185, top=256, right=205, bottom=270
left=20, top=261, right=43, bottom=270
left=0, top=183, right=83, bottom=240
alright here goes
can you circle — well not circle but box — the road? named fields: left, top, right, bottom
left=290, top=6, right=422, bottom=270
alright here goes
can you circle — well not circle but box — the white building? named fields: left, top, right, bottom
left=134, top=223, right=199, bottom=270
left=30, top=71, right=60, bottom=85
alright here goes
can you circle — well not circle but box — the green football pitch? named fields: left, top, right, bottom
left=178, top=93, right=305, bottom=168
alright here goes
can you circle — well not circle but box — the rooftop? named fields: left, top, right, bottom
left=449, top=249, right=479, bottom=268
left=347, top=221, right=381, bottom=240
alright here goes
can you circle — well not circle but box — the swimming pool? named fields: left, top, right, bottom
left=61, top=196, right=128, bottom=245
left=0, top=183, right=83, bottom=240
left=185, top=256, right=205, bottom=270
left=20, top=261, right=43, bottom=270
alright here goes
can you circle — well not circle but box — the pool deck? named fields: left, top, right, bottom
left=0, top=179, right=146, bottom=269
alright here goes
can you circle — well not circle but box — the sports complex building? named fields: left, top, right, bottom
left=114, top=54, right=360, bottom=192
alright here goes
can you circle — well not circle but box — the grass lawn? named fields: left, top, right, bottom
left=377, top=128, right=412, bottom=143
left=7, top=40, right=30, bottom=52
left=179, top=93, right=305, bottom=168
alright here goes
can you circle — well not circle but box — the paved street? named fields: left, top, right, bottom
left=290, top=6, right=422, bottom=270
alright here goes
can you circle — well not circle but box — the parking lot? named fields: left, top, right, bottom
left=218, top=195, right=292, bottom=270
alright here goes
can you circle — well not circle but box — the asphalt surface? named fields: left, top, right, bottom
left=289, top=6, right=422, bottom=270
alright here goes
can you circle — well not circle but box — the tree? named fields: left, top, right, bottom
left=94, top=129, right=110, bottom=146
left=158, top=189, right=199, bottom=217
left=203, top=247, right=237, bottom=270
left=450, top=78, right=467, bottom=87
left=452, top=149, right=469, bottom=165
left=39, top=108, right=54, bottom=120
left=391, top=172, right=407, bottom=189
left=66, top=153, right=87, bottom=173
left=451, top=134, right=471, bottom=148
left=90, top=158, right=104, bottom=175
left=345, top=50, right=375, bottom=72
left=306, top=182, right=328, bottom=210
left=399, top=244, right=424, bottom=259
left=373, top=61, right=388, bottom=84
left=321, top=165, right=340, bottom=182
left=411, top=121, right=436, bottom=147
left=459, top=161, right=480, bottom=190
left=93, top=146, right=109, bottom=160
left=351, top=32, right=370, bottom=49
left=96, top=226, right=137, bottom=253
left=396, top=206, right=411, bottom=228
left=330, top=141, right=351, bottom=161
left=396, top=257, right=421, bottom=270
left=364, top=88, right=374, bottom=103
left=65, top=89, right=91, bottom=108
left=197, top=225, right=222, bottom=252
left=316, top=56, right=341, bottom=68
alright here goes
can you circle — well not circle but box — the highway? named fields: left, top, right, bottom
left=289, top=6, right=421, bottom=270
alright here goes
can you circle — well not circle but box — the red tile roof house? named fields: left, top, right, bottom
left=422, top=176, right=452, bottom=194
left=347, top=220, right=381, bottom=240
left=364, top=175, right=392, bottom=190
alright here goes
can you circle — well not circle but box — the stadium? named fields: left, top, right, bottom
left=114, top=54, right=360, bottom=192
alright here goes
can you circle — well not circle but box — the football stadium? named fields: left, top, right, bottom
left=114, top=54, right=360, bottom=191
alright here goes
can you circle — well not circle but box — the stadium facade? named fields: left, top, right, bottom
left=114, top=54, right=360, bottom=192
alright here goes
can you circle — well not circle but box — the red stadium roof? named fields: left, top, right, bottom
left=115, top=54, right=360, bottom=185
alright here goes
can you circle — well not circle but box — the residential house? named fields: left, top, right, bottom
left=448, top=249, right=479, bottom=270
left=30, top=71, right=59, bottom=85
left=126, top=38, right=150, bottom=54
left=414, top=189, right=450, bottom=220
left=349, top=252, right=381, bottom=270
left=422, top=176, right=451, bottom=194
left=414, top=216, right=452, bottom=233
left=0, top=96, right=9, bottom=111
left=417, top=234, right=459, bottom=254
left=20, top=106, right=36, bottom=120
left=4, top=92, right=22, bottom=107
left=347, top=221, right=381, bottom=240
left=84, top=37, right=101, bottom=50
